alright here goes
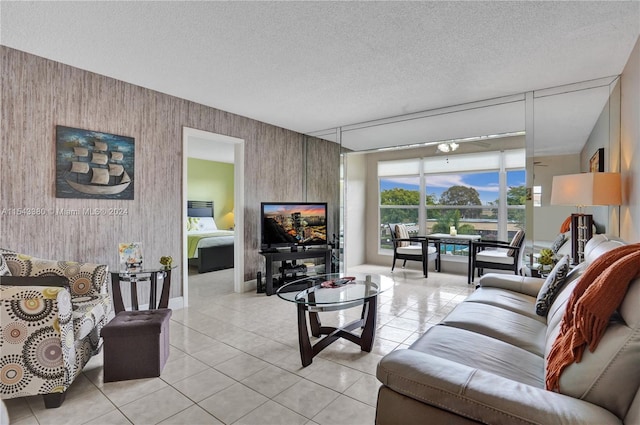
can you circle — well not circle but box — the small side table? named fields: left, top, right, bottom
left=110, top=266, right=176, bottom=313
left=427, top=233, right=482, bottom=284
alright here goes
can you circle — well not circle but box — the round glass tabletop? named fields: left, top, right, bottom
left=111, top=265, right=177, bottom=275
left=276, top=273, right=394, bottom=306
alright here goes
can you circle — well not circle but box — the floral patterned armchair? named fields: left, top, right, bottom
left=0, top=249, right=111, bottom=407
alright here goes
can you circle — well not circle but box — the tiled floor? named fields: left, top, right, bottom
left=4, top=264, right=473, bottom=425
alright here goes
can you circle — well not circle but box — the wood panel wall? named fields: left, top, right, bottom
left=0, top=46, right=340, bottom=302
left=305, top=136, right=341, bottom=242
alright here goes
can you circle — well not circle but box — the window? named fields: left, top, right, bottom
left=378, top=149, right=525, bottom=253
left=379, top=175, right=419, bottom=250
left=533, top=185, right=541, bottom=207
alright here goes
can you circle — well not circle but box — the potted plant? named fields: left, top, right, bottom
left=159, top=256, right=173, bottom=270
left=538, top=248, right=555, bottom=274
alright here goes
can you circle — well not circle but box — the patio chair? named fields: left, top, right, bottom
left=470, top=230, right=525, bottom=282
left=388, top=224, right=439, bottom=277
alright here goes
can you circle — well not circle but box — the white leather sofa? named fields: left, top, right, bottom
left=376, top=234, right=639, bottom=424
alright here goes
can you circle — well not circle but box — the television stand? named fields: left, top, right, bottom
left=259, top=248, right=332, bottom=296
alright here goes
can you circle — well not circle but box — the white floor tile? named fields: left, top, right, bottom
left=83, top=408, right=133, bottom=425
left=272, top=380, right=340, bottom=419
left=4, top=267, right=470, bottom=425
left=233, top=400, right=308, bottom=425
left=198, top=383, right=268, bottom=424
left=241, top=365, right=302, bottom=398
left=119, top=386, right=193, bottom=425
left=344, top=374, right=382, bottom=407
left=158, top=404, right=223, bottom=424
left=311, top=394, right=377, bottom=425
left=213, top=353, right=270, bottom=381
left=172, top=368, right=236, bottom=402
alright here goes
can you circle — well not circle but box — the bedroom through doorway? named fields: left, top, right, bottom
left=182, top=127, right=245, bottom=307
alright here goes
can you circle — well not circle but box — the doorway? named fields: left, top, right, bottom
left=182, top=127, right=245, bottom=307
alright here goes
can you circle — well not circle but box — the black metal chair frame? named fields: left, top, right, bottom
left=388, top=224, right=439, bottom=277
left=470, top=239, right=524, bottom=282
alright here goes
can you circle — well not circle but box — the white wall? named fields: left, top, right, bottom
left=533, top=154, right=581, bottom=242
left=620, top=36, right=640, bottom=243
left=580, top=78, right=621, bottom=235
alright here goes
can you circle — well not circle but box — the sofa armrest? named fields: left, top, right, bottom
left=0, top=284, right=73, bottom=325
left=377, top=350, right=621, bottom=424
left=477, top=273, right=545, bottom=297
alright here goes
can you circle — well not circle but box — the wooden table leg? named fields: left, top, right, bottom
left=158, top=270, right=172, bottom=309
left=297, top=304, right=313, bottom=367
left=110, top=273, right=125, bottom=314
left=150, top=272, right=157, bottom=309
left=309, top=311, right=321, bottom=337
left=360, top=296, right=377, bottom=352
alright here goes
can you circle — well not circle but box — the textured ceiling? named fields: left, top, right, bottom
left=1, top=1, right=638, bottom=154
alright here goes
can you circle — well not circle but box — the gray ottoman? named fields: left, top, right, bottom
left=102, top=309, right=172, bottom=382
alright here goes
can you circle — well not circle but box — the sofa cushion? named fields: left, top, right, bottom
left=396, top=245, right=436, bottom=256
left=439, top=302, right=547, bottom=356
left=71, top=294, right=110, bottom=341
left=475, top=249, right=515, bottom=265
left=410, top=325, right=544, bottom=387
left=535, top=256, right=570, bottom=316
left=464, top=287, right=542, bottom=320
left=395, top=224, right=410, bottom=247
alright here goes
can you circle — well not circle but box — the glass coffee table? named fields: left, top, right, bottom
left=277, top=273, right=393, bottom=366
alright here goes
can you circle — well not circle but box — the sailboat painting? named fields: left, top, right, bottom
left=56, top=126, right=134, bottom=199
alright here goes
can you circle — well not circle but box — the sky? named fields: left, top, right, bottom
left=380, top=170, right=526, bottom=205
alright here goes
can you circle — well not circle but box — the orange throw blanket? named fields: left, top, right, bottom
left=546, top=244, right=640, bottom=392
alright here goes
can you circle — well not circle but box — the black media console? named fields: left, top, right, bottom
left=259, top=248, right=333, bottom=295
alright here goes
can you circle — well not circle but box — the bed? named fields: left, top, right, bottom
left=187, top=200, right=234, bottom=273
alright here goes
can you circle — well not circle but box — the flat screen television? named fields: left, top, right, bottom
left=261, top=202, right=328, bottom=249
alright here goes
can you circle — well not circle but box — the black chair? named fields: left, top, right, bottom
left=470, top=230, right=526, bottom=282
left=388, top=224, right=439, bottom=277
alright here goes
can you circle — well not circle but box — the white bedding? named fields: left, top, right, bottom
left=188, top=230, right=234, bottom=259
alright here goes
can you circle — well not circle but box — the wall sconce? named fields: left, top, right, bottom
left=550, top=172, right=621, bottom=264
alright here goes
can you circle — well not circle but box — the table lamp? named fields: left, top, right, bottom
left=550, top=172, right=621, bottom=264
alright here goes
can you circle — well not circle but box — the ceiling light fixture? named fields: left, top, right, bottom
left=437, top=142, right=459, bottom=153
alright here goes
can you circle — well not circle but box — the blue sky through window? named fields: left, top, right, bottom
left=380, top=170, right=525, bottom=205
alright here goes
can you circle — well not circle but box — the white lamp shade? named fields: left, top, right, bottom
left=550, top=172, right=621, bottom=206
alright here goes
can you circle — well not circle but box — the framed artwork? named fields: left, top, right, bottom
left=118, top=242, right=143, bottom=269
left=589, top=148, right=604, bottom=172
left=56, top=126, right=134, bottom=199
